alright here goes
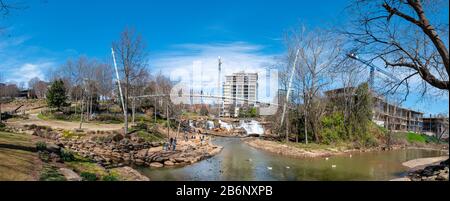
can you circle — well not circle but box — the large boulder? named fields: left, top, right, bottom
left=46, top=143, right=61, bottom=153
left=164, top=161, right=175, bottom=166
left=149, top=162, right=164, bottom=168
left=110, top=167, right=150, bottom=181
left=59, top=168, right=82, bottom=181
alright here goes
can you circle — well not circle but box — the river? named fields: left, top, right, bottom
left=137, top=137, right=447, bottom=181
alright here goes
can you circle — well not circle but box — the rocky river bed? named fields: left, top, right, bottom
left=61, top=137, right=223, bottom=168
left=4, top=124, right=223, bottom=169
left=407, top=159, right=449, bottom=181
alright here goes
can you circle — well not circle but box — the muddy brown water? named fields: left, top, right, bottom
left=137, top=137, right=447, bottom=181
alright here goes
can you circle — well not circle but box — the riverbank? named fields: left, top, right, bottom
left=406, top=159, right=449, bottom=181
left=1, top=121, right=224, bottom=181
left=243, top=138, right=448, bottom=159
left=391, top=158, right=449, bottom=181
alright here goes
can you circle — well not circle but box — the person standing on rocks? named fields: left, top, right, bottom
left=169, top=138, right=174, bottom=150
left=172, top=138, right=177, bottom=151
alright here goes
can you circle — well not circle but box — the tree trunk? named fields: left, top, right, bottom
left=304, top=108, right=308, bottom=145
left=124, top=83, right=128, bottom=135
left=74, top=97, right=77, bottom=117
left=132, top=98, right=136, bottom=125
left=89, top=95, right=93, bottom=120
left=79, top=98, right=84, bottom=130
left=286, top=108, right=289, bottom=143
left=176, top=120, right=181, bottom=139
left=167, top=104, right=170, bottom=139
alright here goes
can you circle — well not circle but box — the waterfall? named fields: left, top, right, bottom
left=239, top=120, right=264, bottom=136
left=219, top=120, right=233, bottom=131
left=206, top=121, right=215, bottom=130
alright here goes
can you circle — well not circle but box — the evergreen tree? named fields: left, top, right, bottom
left=47, top=79, right=68, bottom=110
left=351, top=83, right=373, bottom=146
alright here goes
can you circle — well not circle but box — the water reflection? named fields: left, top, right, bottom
left=138, top=137, right=447, bottom=181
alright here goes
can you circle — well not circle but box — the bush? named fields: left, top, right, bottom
left=38, top=151, right=50, bottom=162
left=112, top=134, right=124, bottom=142
left=60, top=148, right=75, bottom=162
left=320, top=112, right=346, bottom=144
left=424, top=135, right=441, bottom=144
left=80, top=172, right=98, bottom=181
left=62, top=130, right=85, bottom=139
left=136, top=131, right=165, bottom=142
left=36, top=141, right=47, bottom=151
left=0, top=122, right=5, bottom=131
left=238, top=107, right=258, bottom=118
left=39, top=166, right=66, bottom=181
left=102, top=174, right=119, bottom=181
left=132, top=122, right=148, bottom=131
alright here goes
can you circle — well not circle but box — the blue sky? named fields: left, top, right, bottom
left=0, top=0, right=448, bottom=115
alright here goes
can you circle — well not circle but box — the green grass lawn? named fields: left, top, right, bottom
left=406, top=132, right=427, bottom=143
left=0, top=131, right=41, bottom=181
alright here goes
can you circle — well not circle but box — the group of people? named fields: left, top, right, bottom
left=162, top=121, right=212, bottom=152
left=163, top=137, right=177, bottom=151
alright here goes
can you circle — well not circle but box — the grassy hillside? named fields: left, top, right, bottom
left=0, top=131, right=42, bottom=181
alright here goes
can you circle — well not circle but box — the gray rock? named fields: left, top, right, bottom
left=59, top=168, right=82, bottom=181
left=46, top=143, right=61, bottom=153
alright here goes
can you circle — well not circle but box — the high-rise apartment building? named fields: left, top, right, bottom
left=222, top=72, right=258, bottom=117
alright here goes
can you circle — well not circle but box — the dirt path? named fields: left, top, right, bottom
left=7, top=110, right=123, bottom=132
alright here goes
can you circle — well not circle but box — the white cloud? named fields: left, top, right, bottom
left=150, top=42, right=282, bottom=104
left=0, top=34, right=61, bottom=86
left=1, top=62, right=55, bottom=85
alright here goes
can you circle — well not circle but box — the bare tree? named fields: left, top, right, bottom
left=1, top=0, right=14, bottom=16
left=28, top=77, right=48, bottom=99
left=0, top=73, right=4, bottom=122
left=345, top=0, right=449, bottom=97
left=285, top=27, right=344, bottom=143
left=113, top=28, right=149, bottom=134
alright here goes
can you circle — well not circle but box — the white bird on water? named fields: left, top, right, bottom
left=286, top=166, right=290, bottom=169
left=350, top=154, right=353, bottom=158
left=325, top=157, right=329, bottom=161
left=267, top=167, right=273, bottom=170
left=332, top=165, right=337, bottom=168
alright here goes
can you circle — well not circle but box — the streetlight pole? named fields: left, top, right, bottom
left=111, top=48, right=128, bottom=135
left=281, top=49, right=300, bottom=141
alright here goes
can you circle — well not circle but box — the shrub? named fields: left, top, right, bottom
left=62, top=130, right=85, bottom=139
left=113, top=134, right=124, bottom=142
left=136, top=131, right=165, bottom=142
left=133, top=122, right=148, bottom=131
left=36, top=141, right=47, bottom=151
left=38, top=151, right=50, bottom=162
left=28, top=124, right=38, bottom=130
left=320, top=112, right=346, bottom=144
left=40, top=166, right=66, bottom=181
left=0, top=122, right=5, bottom=131
left=80, top=172, right=98, bottom=181
left=60, top=148, right=75, bottom=162
left=238, top=107, right=258, bottom=118
left=102, top=174, right=119, bottom=181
